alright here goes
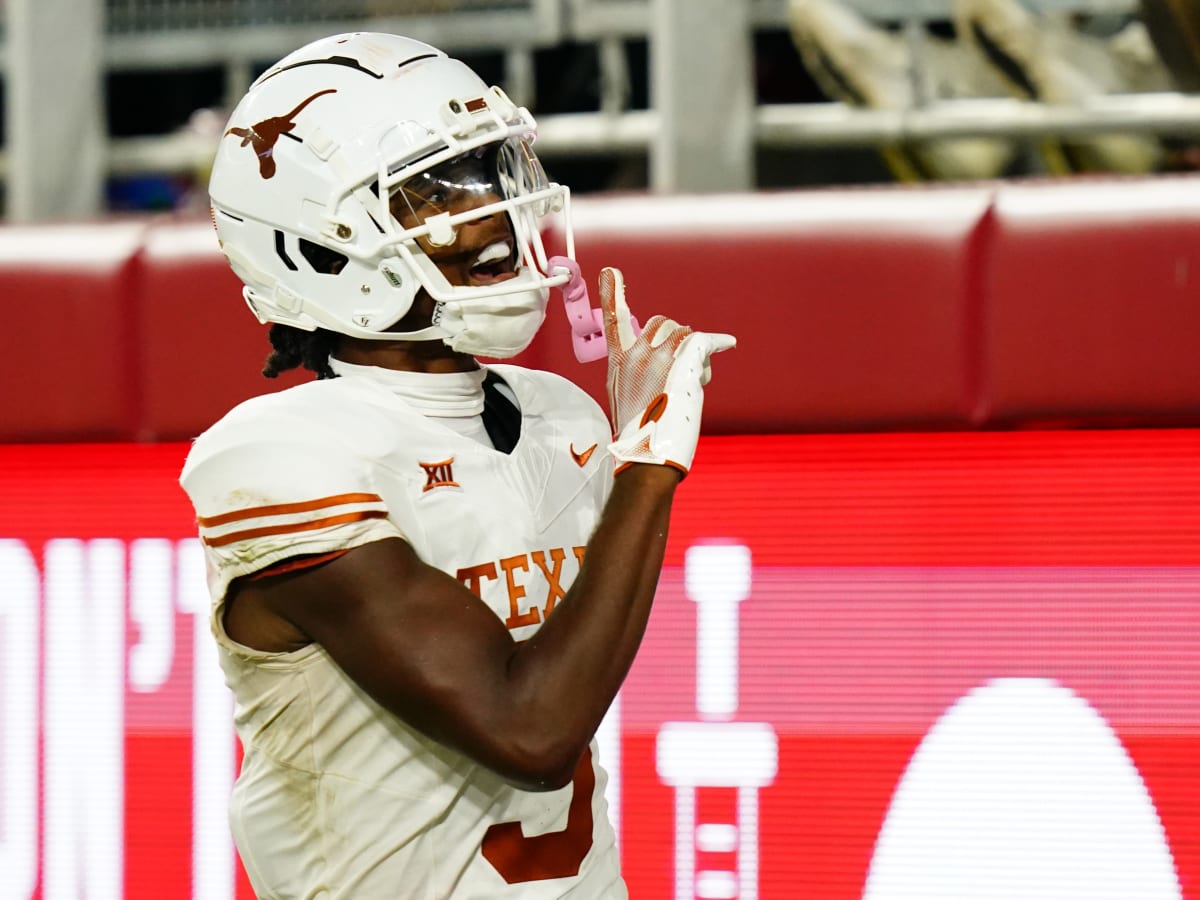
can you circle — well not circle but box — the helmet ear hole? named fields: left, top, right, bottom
left=298, top=239, right=349, bottom=275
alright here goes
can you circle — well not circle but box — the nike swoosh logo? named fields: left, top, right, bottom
left=570, top=442, right=598, bottom=468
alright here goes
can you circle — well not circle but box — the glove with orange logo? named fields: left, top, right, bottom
left=601, top=267, right=736, bottom=476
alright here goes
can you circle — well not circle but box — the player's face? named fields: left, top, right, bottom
left=390, top=146, right=519, bottom=289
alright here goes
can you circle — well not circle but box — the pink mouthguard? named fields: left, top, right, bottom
left=549, top=256, right=640, bottom=363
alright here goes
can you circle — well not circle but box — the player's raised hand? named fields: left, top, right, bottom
left=600, top=267, right=736, bottom=476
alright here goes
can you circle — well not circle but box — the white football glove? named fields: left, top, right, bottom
left=602, top=267, right=736, bottom=476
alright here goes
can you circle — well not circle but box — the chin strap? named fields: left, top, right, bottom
left=549, top=255, right=640, bottom=363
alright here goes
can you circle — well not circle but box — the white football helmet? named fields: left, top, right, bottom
left=208, top=32, right=574, bottom=355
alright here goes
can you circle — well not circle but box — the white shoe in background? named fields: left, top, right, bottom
left=955, top=0, right=1172, bottom=173
left=787, top=0, right=1018, bottom=182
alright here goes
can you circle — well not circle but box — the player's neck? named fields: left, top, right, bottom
left=334, top=338, right=479, bottom=374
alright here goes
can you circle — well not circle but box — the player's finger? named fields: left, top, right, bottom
left=706, top=332, right=737, bottom=354
left=673, top=331, right=736, bottom=360
left=599, top=267, right=637, bottom=352
left=645, top=316, right=689, bottom=350
left=675, top=331, right=735, bottom=385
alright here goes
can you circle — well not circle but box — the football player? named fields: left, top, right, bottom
left=181, top=32, right=734, bottom=899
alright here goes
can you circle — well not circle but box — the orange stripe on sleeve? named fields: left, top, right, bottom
left=197, top=492, right=383, bottom=528
left=246, top=549, right=352, bottom=581
left=203, top=509, right=388, bottom=548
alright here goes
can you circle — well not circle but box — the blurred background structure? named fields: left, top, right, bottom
left=7, top=0, right=1200, bottom=221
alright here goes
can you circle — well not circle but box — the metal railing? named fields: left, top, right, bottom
left=106, top=1, right=528, bottom=34
left=96, top=0, right=1185, bottom=167
left=0, top=0, right=1175, bottom=218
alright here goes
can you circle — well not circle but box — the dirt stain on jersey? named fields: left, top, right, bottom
left=224, top=89, right=337, bottom=179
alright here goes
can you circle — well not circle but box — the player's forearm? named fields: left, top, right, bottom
left=499, top=464, right=678, bottom=781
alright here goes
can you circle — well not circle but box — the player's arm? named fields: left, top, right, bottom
left=235, top=463, right=675, bottom=792
left=230, top=268, right=734, bottom=791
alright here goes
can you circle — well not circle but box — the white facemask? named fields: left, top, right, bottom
left=433, top=287, right=549, bottom=358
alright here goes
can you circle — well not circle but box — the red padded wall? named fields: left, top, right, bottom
left=0, top=222, right=146, bottom=441
left=527, top=188, right=993, bottom=433
left=981, top=177, right=1200, bottom=428
left=3, top=176, right=1200, bottom=442
left=134, top=221, right=306, bottom=442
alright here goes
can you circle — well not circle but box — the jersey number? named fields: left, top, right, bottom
left=481, top=747, right=596, bottom=883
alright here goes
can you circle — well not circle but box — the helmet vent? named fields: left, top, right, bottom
left=274, top=230, right=299, bottom=272
left=298, top=239, right=349, bottom=276
left=262, top=55, right=384, bottom=83
left=396, top=53, right=438, bottom=72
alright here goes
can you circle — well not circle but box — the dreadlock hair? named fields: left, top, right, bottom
left=259, top=240, right=351, bottom=380
left=262, top=324, right=339, bottom=380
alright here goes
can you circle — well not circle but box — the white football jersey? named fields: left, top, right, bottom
left=180, top=364, right=625, bottom=899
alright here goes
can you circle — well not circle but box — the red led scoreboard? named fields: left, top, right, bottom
left=1, top=430, right=1198, bottom=898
